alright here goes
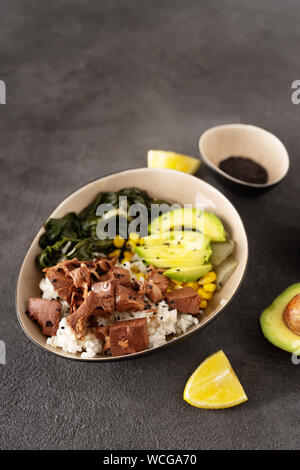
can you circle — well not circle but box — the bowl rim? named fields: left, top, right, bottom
left=15, top=167, right=249, bottom=362
left=198, top=123, right=290, bottom=188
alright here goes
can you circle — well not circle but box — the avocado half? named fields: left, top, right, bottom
left=260, top=283, right=300, bottom=353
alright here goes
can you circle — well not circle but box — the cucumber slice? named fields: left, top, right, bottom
left=215, top=255, right=238, bottom=288
left=211, top=239, right=235, bottom=267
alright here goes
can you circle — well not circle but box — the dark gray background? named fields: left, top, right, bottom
left=1, top=0, right=299, bottom=450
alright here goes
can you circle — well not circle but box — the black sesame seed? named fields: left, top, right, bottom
left=45, top=320, right=53, bottom=327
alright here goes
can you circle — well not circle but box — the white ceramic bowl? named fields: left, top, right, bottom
left=16, top=168, right=248, bottom=361
left=199, top=124, right=289, bottom=188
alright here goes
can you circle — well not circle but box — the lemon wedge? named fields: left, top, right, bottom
left=183, top=350, right=248, bottom=409
left=147, top=150, right=201, bottom=174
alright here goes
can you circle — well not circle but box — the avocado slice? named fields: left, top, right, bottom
left=143, top=231, right=211, bottom=251
left=134, top=245, right=212, bottom=268
left=260, top=283, right=300, bottom=354
left=164, top=264, right=212, bottom=282
left=149, top=208, right=226, bottom=242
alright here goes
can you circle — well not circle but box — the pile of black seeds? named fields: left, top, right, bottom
left=219, top=156, right=268, bottom=184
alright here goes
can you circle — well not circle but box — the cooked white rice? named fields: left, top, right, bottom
left=42, top=260, right=199, bottom=358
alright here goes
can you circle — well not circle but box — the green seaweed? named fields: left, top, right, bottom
left=36, top=187, right=170, bottom=269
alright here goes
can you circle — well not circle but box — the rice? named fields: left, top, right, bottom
left=41, top=260, right=199, bottom=358
left=47, top=318, right=102, bottom=358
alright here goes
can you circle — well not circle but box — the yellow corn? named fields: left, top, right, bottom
left=197, top=287, right=213, bottom=300
left=174, top=284, right=183, bottom=290
left=199, top=300, right=207, bottom=309
left=203, top=283, right=217, bottom=293
left=120, top=258, right=127, bottom=265
left=186, top=282, right=199, bottom=291
left=131, top=265, right=139, bottom=273
left=172, top=280, right=183, bottom=285
left=138, top=237, right=145, bottom=246
left=113, top=235, right=125, bottom=248
left=123, top=250, right=133, bottom=260
left=136, top=273, right=145, bottom=280
left=126, top=241, right=135, bottom=250
left=129, top=232, right=140, bottom=243
left=109, top=249, right=121, bottom=258
left=198, top=271, right=217, bottom=285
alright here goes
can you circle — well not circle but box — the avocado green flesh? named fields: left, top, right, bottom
left=149, top=208, right=202, bottom=234
left=143, top=231, right=211, bottom=252
left=164, top=264, right=212, bottom=282
left=134, top=246, right=211, bottom=268
left=149, top=208, right=226, bottom=242
left=200, top=212, right=226, bottom=242
left=260, top=283, right=300, bottom=353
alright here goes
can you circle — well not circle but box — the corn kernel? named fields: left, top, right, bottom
left=172, top=280, right=183, bottom=285
left=186, top=282, right=199, bottom=291
left=126, top=241, right=135, bottom=250
left=203, top=283, right=217, bottom=293
left=120, top=258, right=127, bottom=265
left=123, top=250, right=133, bottom=260
left=131, top=265, right=139, bottom=273
left=109, top=249, right=121, bottom=258
left=198, top=271, right=217, bottom=285
left=197, top=287, right=213, bottom=300
left=129, top=232, right=140, bottom=243
left=174, top=284, right=183, bottom=290
left=199, top=300, right=207, bottom=309
left=136, top=273, right=145, bottom=280
left=113, top=235, right=125, bottom=248
left=138, top=237, right=145, bottom=246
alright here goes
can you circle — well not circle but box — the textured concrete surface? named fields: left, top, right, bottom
left=1, top=0, right=300, bottom=450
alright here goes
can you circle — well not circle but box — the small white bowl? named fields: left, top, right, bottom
left=199, top=124, right=290, bottom=188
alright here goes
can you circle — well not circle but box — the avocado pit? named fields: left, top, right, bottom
left=283, top=294, right=300, bottom=336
